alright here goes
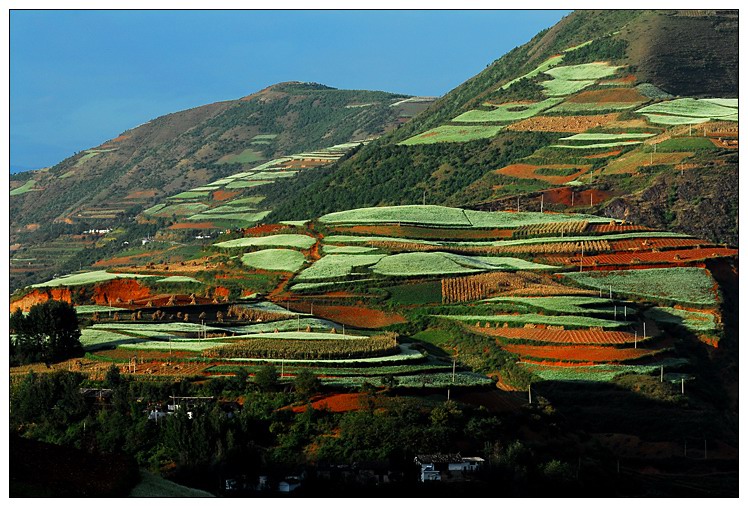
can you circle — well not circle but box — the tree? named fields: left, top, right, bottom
left=254, top=364, right=279, bottom=391
left=10, top=301, right=82, bottom=364
left=293, top=368, right=321, bottom=400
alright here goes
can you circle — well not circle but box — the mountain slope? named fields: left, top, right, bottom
left=263, top=10, right=738, bottom=246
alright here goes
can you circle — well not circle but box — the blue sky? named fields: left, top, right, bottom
left=10, top=10, right=569, bottom=171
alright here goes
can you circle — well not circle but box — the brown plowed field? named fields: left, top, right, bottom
left=503, top=343, right=661, bottom=363
left=584, top=149, right=622, bottom=159
left=587, top=223, right=651, bottom=233
left=552, top=247, right=738, bottom=267
left=169, top=221, right=217, bottom=229
left=567, top=87, right=647, bottom=103
left=496, top=163, right=591, bottom=184
left=125, top=189, right=158, bottom=199
left=609, top=238, right=707, bottom=251
left=474, top=326, right=642, bottom=345
left=506, top=113, right=620, bottom=133
left=288, top=303, right=406, bottom=329
left=602, top=151, right=693, bottom=174
left=212, top=190, right=240, bottom=201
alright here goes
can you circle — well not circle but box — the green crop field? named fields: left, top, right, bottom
left=74, top=305, right=125, bottom=314
left=225, top=196, right=266, bottom=206
left=295, top=254, right=386, bottom=281
left=649, top=137, right=716, bottom=152
left=642, top=114, right=711, bottom=125
left=564, top=267, right=717, bottom=306
left=231, top=331, right=367, bottom=341
left=119, top=340, right=221, bottom=351
left=223, top=344, right=424, bottom=365
left=169, top=190, right=211, bottom=200
left=501, top=54, right=565, bottom=90
left=80, top=328, right=144, bottom=351
left=217, top=149, right=264, bottom=165
left=534, top=167, right=581, bottom=176
left=560, top=133, right=656, bottom=141
left=452, top=98, right=563, bottom=123
left=386, top=281, right=443, bottom=305
left=545, top=62, right=621, bottom=80
left=226, top=180, right=273, bottom=189
left=188, top=210, right=271, bottom=224
left=400, top=125, right=505, bottom=145
left=10, top=179, right=37, bottom=196
left=644, top=307, right=717, bottom=333
left=226, top=318, right=341, bottom=335
left=94, top=322, right=225, bottom=333
left=482, top=296, right=624, bottom=315
left=32, top=270, right=156, bottom=288
left=442, top=313, right=626, bottom=329
left=637, top=98, right=737, bottom=119
left=215, top=234, right=316, bottom=250
left=441, top=253, right=555, bottom=271
left=290, top=279, right=376, bottom=292
left=202, top=205, right=257, bottom=214
left=551, top=141, right=643, bottom=149
left=372, top=252, right=480, bottom=277
left=129, top=470, right=214, bottom=498
left=155, top=276, right=201, bottom=284
left=548, top=102, right=642, bottom=113
left=147, top=203, right=209, bottom=217
left=541, top=79, right=596, bottom=96
left=241, top=249, right=307, bottom=272
left=319, top=205, right=610, bottom=228
left=143, top=203, right=166, bottom=215
left=322, top=245, right=380, bottom=254
left=521, top=363, right=662, bottom=382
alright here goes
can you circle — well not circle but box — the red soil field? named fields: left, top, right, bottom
left=169, top=221, right=217, bottom=229
left=584, top=149, right=622, bottom=159
left=10, top=288, right=72, bottom=313
left=330, top=225, right=514, bottom=240
left=561, top=247, right=738, bottom=267
left=609, top=238, right=706, bottom=251
left=290, top=393, right=367, bottom=413
left=93, top=279, right=152, bottom=305
left=474, top=326, right=642, bottom=345
left=96, top=349, right=200, bottom=361
left=567, top=87, right=647, bottom=103
left=502, top=343, right=660, bottom=363
left=506, top=113, right=620, bottom=133
left=496, top=163, right=591, bottom=184
left=212, top=190, right=240, bottom=201
left=291, top=303, right=406, bottom=329
left=244, top=223, right=288, bottom=236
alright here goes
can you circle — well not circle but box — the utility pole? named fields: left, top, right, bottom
left=517, top=196, right=520, bottom=212
left=634, top=330, right=637, bottom=349
left=614, top=306, right=617, bottom=320
left=540, top=193, right=544, bottom=213
left=452, top=358, right=456, bottom=383
left=579, top=242, right=584, bottom=272
left=590, top=192, right=593, bottom=207
left=528, top=385, right=532, bottom=404
left=660, top=365, right=664, bottom=383
left=643, top=321, right=646, bottom=339
left=624, top=306, right=627, bottom=318
left=447, top=388, right=451, bottom=401
left=571, top=191, right=574, bottom=207
left=681, top=378, right=685, bottom=394
left=297, top=314, right=300, bottom=332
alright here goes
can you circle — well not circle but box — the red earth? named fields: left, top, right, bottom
left=289, top=302, right=407, bottom=329
left=503, top=343, right=661, bottom=363
left=212, top=190, right=241, bottom=201
left=289, top=393, right=368, bottom=413
left=473, top=326, right=643, bottom=345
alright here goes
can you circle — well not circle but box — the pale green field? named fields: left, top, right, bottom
left=643, top=114, right=711, bottom=125
left=322, top=245, right=380, bottom=254
left=545, top=62, right=621, bottom=80
left=501, top=54, right=565, bottom=90
left=295, top=254, right=386, bottom=281
left=442, top=313, right=626, bottom=329
left=400, top=124, right=505, bottom=145
left=155, top=276, right=201, bottom=284
left=644, top=306, right=717, bottom=333
left=541, top=79, right=596, bottom=96
left=551, top=141, right=643, bottom=149
left=215, top=234, right=316, bottom=249
left=32, top=270, right=156, bottom=288
left=637, top=98, right=737, bottom=119
left=559, top=133, right=656, bottom=141
left=564, top=267, right=717, bottom=306
left=10, top=179, right=37, bottom=196
left=452, top=98, right=563, bottom=123
left=371, top=253, right=481, bottom=277
left=169, top=191, right=210, bottom=200
left=241, top=249, right=307, bottom=272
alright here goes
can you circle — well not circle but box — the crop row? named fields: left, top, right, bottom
left=203, top=334, right=399, bottom=360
